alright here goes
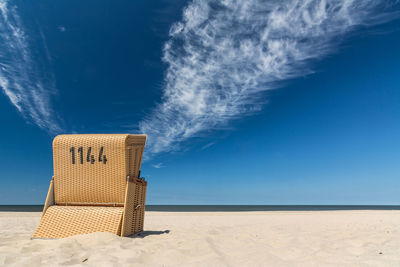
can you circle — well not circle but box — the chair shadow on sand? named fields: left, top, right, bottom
left=129, top=230, right=170, bottom=238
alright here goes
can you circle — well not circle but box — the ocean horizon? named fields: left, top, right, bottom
left=1, top=205, right=400, bottom=212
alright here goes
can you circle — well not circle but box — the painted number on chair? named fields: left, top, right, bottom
left=69, top=147, right=108, bottom=165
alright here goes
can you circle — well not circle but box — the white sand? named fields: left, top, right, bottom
left=0, top=211, right=399, bottom=266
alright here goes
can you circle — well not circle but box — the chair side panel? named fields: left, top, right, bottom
left=138, top=180, right=147, bottom=231
left=126, top=135, right=146, bottom=178
left=121, top=181, right=135, bottom=236
left=41, top=179, right=54, bottom=218
left=121, top=179, right=147, bottom=236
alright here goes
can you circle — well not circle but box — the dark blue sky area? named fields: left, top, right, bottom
left=0, top=0, right=399, bottom=204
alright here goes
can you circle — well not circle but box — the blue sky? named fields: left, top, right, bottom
left=0, top=0, right=400, bottom=204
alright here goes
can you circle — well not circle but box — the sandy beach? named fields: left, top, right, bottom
left=0, top=210, right=399, bottom=266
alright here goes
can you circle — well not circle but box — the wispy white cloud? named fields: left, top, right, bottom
left=200, top=142, right=215, bottom=151
left=152, top=162, right=165, bottom=169
left=0, top=0, right=61, bottom=134
left=139, top=0, right=399, bottom=156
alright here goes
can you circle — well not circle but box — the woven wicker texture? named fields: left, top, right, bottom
left=53, top=134, right=146, bottom=205
left=33, top=206, right=123, bottom=239
left=121, top=178, right=147, bottom=236
left=126, top=137, right=145, bottom=178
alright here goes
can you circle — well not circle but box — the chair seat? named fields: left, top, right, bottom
left=33, top=205, right=124, bottom=239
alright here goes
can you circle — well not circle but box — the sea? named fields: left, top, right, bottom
left=1, top=205, right=399, bottom=212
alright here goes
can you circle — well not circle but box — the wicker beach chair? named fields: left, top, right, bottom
left=33, top=134, right=147, bottom=239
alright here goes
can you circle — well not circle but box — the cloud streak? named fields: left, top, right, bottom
left=0, top=0, right=61, bottom=134
left=139, top=0, right=399, bottom=156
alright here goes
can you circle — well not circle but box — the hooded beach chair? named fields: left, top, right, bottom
left=33, top=134, right=147, bottom=239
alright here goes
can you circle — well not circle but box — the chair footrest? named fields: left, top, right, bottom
left=33, top=205, right=123, bottom=239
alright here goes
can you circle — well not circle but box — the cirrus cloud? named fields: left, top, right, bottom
left=0, top=0, right=61, bottom=134
left=139, top=0, right=399, bottom=156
